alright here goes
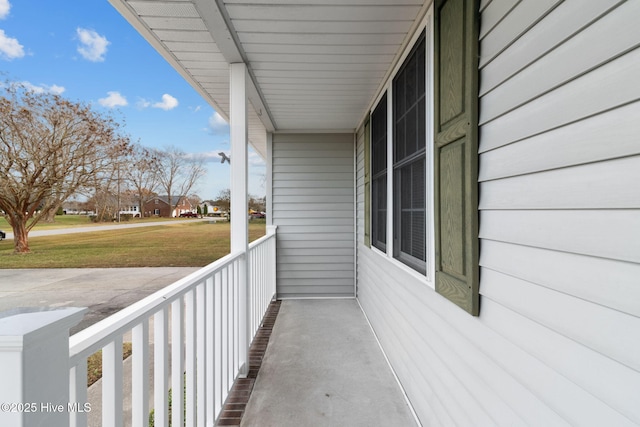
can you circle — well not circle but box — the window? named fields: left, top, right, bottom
left=393, top=31, right=426, bottom=274
left=369, top=32, right=427, bottom=275
left=365, top=2, right=479, bottom=315
left=371, top=93, right=388, bottom=252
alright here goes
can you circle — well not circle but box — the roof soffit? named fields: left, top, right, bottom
left=111, top=0, right=429, bottom=133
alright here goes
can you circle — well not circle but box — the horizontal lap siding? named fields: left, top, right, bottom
left=356, top=2, right=640, bottom=426
left=478, top=0, right=640, bottom=424
left=273, top=133, right=355, bottom=298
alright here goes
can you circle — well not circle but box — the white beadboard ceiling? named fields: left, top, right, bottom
left=110, top=0, right=427, bottom=156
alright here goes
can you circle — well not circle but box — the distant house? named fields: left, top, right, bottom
left=118, top=205, right=141, bottom=217
left=201, top=201, right=227, bottom=217
left=142, top=195, right=193, bottom=218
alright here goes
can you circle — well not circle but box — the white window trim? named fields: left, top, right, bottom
left=368, top=8, right=436, bottom=289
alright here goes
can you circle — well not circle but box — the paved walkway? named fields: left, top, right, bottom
left=241, top=299, right=417, bottom=427
left=1, top=218, right=221, bottom=240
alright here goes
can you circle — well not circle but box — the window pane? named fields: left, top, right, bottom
left=372, top=94, right=387, bottom=175
left=412, top=159, right=425, bottom=209
left=371, top=94, right=387, bottom=251
left=417, top=45, right=425, bottom=98
left=397, top=160, right=425, bottom=261
left=395, top=74, right=405, bottom=118
left=406, top=107, right=417, bottom=155
left=417, top=98, right=426, bottom=151
left=395, top=116, right=405, bottom=160
left=406, top=57, right=417, bottom=108
left=372, top=176, right=386, bottom=249
left=412, top=210, right=425, bottom=260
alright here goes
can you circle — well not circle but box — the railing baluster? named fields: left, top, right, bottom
left=196, top=282, right=206, bottom=427
left=132, top=321, right=149, bottom=427
left=154, top=307, right=169, bottom=427
left=259, top=245, right=264, bottom=328
left=259, top=246, right=264, bottom=327
left=214, top=271, right=223, bottom=416
left=270, top=231, right=276, bottom=297
left=69, top=359, right=88, bottom=427
left=221, top=266, right=229, bottom=399
left=171, top=298, right=184, bottom=427
left=233, top=258, right=239, bottom=377
left=103, top=336, right=124, bottom=427
left=251, top=249, right=257, bottom=335
left=256, top=244, right=262, bottom=334
left=206, top=275, right=215, bottom=425
left=242, top=251, right=248, bottom=375
left=185, top=289, right=196, bottom=427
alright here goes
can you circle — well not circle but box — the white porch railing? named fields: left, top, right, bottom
left=62, top=225, right=277, bottom=427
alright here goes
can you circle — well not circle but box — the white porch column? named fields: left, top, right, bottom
left=230, top=62, right=249, bottom=376
left=0, top=307, right=86, bottom=427
left=266, top=132, right=274, bottom=227
left=230, top=62, right=248, bottom=253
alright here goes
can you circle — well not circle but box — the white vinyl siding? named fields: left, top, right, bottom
left=273, top=133, right=355, bottom=298
left=357, top=2, right=640, bottom=426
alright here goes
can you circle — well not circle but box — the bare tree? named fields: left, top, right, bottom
left=0, top=83, right=131, bottom=253
left=90, top=186, right=119, bottom=222
left=215, top=188, right=231, bottom=213
left=249, top=194, right=266, bottom=212
left=156, top=146, right=206, bottom=217
left=188, top=194, right=202, bottom=215
left=125, top=143, right=160, bottom=216
left=82, top=144, right=131, bottom=222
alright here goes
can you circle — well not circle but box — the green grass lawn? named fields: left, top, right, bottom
left=0, top=221, right=266, bottom=268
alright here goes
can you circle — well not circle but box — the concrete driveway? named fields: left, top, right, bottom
left=0, top=267, right=199, bottom=334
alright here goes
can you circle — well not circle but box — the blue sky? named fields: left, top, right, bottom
left=0, top=0, right=266, bottom=200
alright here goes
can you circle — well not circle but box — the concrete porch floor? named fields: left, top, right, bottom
left=240, top=299, right=417, bottom=427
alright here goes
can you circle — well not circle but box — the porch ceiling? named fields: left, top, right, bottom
left=110, top=0, right=427, bottom=152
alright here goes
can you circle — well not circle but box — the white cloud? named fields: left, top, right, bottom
left=0, top=29, right=24, bottom=60
left=249, top=150, right=266, bottom=167
left=0, top=0, right=10, bottom=19
left=99, top=91, right=128, bottom=108
left=136, top=98, right=151, bottom=109
left=21, top=81, right=65, bottom=94
left=153, top=93, right=178, bottom=110
left=76, top=28, right=109, bottom=62
left=208, top=111, right=229, bottom=134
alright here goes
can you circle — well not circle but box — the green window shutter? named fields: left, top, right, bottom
left=363, top=117, right=371, bottom=248
left=434, top=0, right=480, bottom=315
